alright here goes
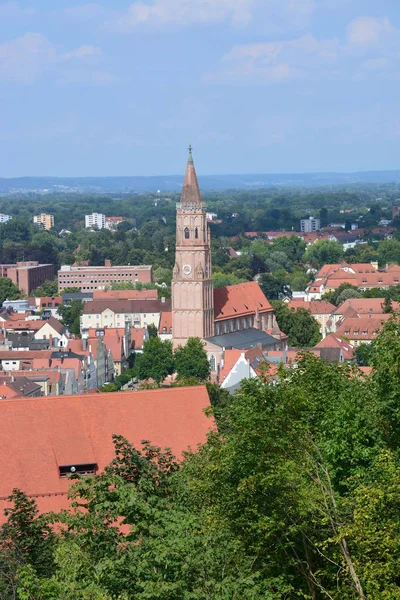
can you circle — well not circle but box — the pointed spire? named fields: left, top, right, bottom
left=180, top=145, right=202, bottom=204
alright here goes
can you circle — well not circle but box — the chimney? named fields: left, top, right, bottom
left=161, top=297, right=166, bottom=303
left=105, top=259, right=111, bottom=267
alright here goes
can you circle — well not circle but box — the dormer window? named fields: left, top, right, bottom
left=59, top=463, right=98, bottom=478
left=184, top=227, right=190, bottom=239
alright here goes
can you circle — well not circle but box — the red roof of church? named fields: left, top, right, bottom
left=0, top=386, right=213, bottom=521
left=213, top=282, right=273, bottom=321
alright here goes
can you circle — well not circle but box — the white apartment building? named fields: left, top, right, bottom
left=300, top=216, right=321, bottom=233
left=85, top=213, right=105, bottom=229
left=0, top=214, right=12, bottom=223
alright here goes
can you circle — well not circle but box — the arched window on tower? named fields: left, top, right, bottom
left=209, top=354, right=216, bottom=372
left=184, top=227, right=190, bottom=239
left=195, top=227, right=199, bottom=239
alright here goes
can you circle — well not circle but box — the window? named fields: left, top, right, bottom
left=184, top=227, right=190, bottom=239
left=209, top=355, right=216, bottom=371
left=354, top=330, right=359, bottom=335
left=59, top=463, right=98, bottom=478
left=195, top=227, right=199, bottom=239
left=162, top=327, right=167, bottom=334
left=362, top=330, right=367, bottom=335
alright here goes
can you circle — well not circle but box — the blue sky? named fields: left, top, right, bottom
left=0, top=0, right=399, bottom=177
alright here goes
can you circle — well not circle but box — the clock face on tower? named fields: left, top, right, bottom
left=182, top=264, right=192, bottom=276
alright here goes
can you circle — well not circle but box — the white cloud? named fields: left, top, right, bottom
left=115, top=0, right=255, bottom=30
left=212, top=34, right=338, bottom=83
left=0, top=33, right=106, bottom=84
left=61, top=45, right=102, bottom=60
left=210, top=16, right=400, bottom=84
left=347, top=16, right=393, bottom=46
left=0, top=1, right=35, bottom=17
left=361, top=57, right=390, bottom=71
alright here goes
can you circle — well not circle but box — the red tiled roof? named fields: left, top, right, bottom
left=219, top=349, right=242, bottom=381
left=288, top=299, right=335, bottom=314
left=0, top=386, right=213, bottom=520
left=131, top=328, right=146, bottom=351
left=335, top=315, right=391, bottom=341
left=214, top=282, right=272, bottom=321
left=334, top=298, right=386, bottom=315
left=4, top=320, right=44, bottom=331
left=315, top=333, right=354, bottom=360
left=0, top=350, right=53, bottom=361
left=92, top=289, right=158, bottom=300
left=104, top=335, right=124, bottom=362
left=158, top=312, right=172, bottom=333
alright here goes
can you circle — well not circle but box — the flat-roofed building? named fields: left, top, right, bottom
left=58, top=260, right=152, bottom=292
left=33, top=214, right=54, bottom=230
left=85, top=213, right=105, bottom=229
left=7, top=262, right=54, bottom=295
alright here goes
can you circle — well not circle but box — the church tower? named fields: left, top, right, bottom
left=172, top=146, right=214, bottom=347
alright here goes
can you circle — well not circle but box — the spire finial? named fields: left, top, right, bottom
left=188, top=144, right=193, bottom=162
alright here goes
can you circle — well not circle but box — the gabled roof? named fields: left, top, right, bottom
left=335, top=315, right=391, bottom=340
left=288, top=299, right=335, bottom=314
left=92, top=289, right=158, bottom=301
left=315, top=333, right=354, bottom=360
left=37, top=316, right=65, bottom=336
left=0, top=386, right=213, bottom=519
left=83, top=299, right=171, bottom=315
left=131, top=328, right=146, bottom=351
left=214, top=282, right=272, bottom=321
left=158, top=312, right=172, bottom=333
left=334, top=298, right=386, bottom=315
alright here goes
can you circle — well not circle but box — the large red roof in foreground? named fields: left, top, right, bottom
left=0, top=386, right=213, bottom=520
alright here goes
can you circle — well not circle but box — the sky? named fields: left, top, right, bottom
left=0, top=0, right=399, bottom=177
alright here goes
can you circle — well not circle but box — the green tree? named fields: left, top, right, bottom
left=31, top=279, right=59, bottom=297
left=355, top=342, right=374, bottom=366
left=305, top=239, right=344, bottom=269
left=272, top=301, right=321, bottom=346
left=57, top=300, right=83, bottom=335
left=259, top=271, right=291, bottom=300
left=136, top=337, right=174, bottom=386
left=0, top=277, right=23, bottom=304
left=336, top=287, right=362, bottom=305
left=174, top=337, right=210, bottom=382
left=323, top=283, right=360, bottom=306
left=147, top=323, right=158, bottom=338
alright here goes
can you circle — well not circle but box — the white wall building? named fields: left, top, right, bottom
left=85, top=213, right=105, bottom=229
left=0, top=214, right=12, bottom=223
left=300, top=217, right=321, bottom=233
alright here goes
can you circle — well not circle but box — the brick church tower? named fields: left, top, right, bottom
left=172, top=147, right=214, bottom=347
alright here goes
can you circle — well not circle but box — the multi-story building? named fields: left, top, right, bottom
left=58, top=260, right=152, bottom=292
left=85, top=213, right=105, bottom=229
left=300, top=216, right=320, bottom=232
left=81, top=298, right=170, bottom=330
left=33, top=214, right=54, bottom=230
left=0, top=214, right=12, bottom=223
left=6, top=262, right=54, bottom=295
left=104, top=217, right=124, bottom=230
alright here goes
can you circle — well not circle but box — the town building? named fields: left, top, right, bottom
left=104, top=216, right=125, bottom=230
left=300, top=216, right=320, bottom=232
left=6, top=262, right=54, bottom=295
left=287, top=299, right=336, bottom=338
left=334, top=315, right=391, bottom=347
left=0, top=386, right=214, bottom=519
left=0, top=214, right=11, bottom=223
left=81, top=298, right=170, bottom=330
left=85, top=213, right=105, bottom=229
left=33, top=214, right=54, bottom=230
left=58, top=260, right=152, bottom=291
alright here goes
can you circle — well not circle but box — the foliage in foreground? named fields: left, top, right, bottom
left=3, top=318, right=400, bottom=599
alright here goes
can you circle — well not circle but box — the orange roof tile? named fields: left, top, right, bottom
left=0, top=386, right=213, bottom=520
left=335, top=315, right=391, bottom=340
left=214, top=282, right=272, bottom=321
left=92, top=289, right=158, bottom=300
left=131, top=328, right=146, bottom=351
left=315, top=333, right=354, bottom=359
left=288, top=299, right=335, bottom=314
left=158, top=312, right=172, bottom=333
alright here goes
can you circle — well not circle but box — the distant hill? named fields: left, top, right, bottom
left=0, top=171, right=400, bottom=194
